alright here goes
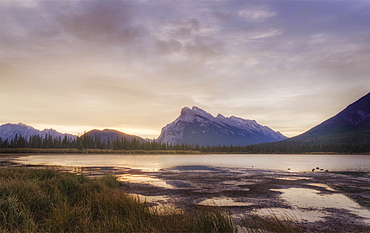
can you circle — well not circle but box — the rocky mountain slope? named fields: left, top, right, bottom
left=286, top=92, right=370, bottom=145
left=157, top=106, right=287, bottom=146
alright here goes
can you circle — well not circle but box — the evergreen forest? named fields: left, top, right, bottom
left=0, top=133, right=368, bottom=154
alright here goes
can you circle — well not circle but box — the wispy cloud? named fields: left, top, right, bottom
left=248, top=28, right=283, bottom=39
left=238, top=8, right=276, bottom=23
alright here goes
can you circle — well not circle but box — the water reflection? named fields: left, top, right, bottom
left=129, top=194, right=182, bottom=214
left=271, top=188, right=370, bottom=224
left=12, top=154, right=370, bottom=172
left=306, top=183, right=336, bottom=191
left=276, top=177, right=311, bottom=181
left=118, top=174, right=174, bottom=189
left=198, top=197, right=253, bottom=207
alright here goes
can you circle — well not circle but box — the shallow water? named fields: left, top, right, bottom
left=256, top=207, right=326, bottom=222
left=13, top=153, right=370, bottom=172
left=271, top=187, right=370, bottom=224
left=198, top=197, right=253, bottom=207
left=128, top=193, right=182, bottom=214
left=306, top=183, right=336, bottom=191
left=118, top=174, right=174, bottom=189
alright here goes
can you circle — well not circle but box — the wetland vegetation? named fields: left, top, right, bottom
left=0, top=167, right=236, bottom=232
left=0, top=167, right=306, bottom=233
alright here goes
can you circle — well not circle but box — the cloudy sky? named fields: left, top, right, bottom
left=1, top=0, right=369, bottom=138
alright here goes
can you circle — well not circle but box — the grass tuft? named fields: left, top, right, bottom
left=240, top=210, right=303, bottom=233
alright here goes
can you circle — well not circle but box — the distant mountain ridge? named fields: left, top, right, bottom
left=157, top=106, right=287, bottom=146
left=0, top=123, right=146, bottom=143
left=84, top=129, right=145, bottom=142
left=0, top=123, right=76, bottom=141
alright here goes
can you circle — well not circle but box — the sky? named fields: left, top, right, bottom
left=1, top=0, right=369, bottom=139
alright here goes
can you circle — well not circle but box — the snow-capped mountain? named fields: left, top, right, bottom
left=0, top=123, right=76, bottom=141
left=157, top=106, right=287, bottom=146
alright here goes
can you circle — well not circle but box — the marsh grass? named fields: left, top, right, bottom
left=240, top=210, right=303, bottom=233
left=0, top=167, right=304, bottom=233
left=0, top=167, right=235, bottom=232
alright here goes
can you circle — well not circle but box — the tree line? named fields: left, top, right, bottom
left=0, top=134, right=196, bottom=151
left=0, top=134, right=368, bottom=154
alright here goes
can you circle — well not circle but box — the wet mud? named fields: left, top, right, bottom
left=118, top=166, right=370, bottom=232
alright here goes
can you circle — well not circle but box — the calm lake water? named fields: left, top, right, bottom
left=13, top=154, right=370, bottom=172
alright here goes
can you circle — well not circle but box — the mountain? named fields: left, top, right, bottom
left=157, top=106, right=287, bottom=146
left=0, top=123, right=76, bottom=141
left=84, top=129, right=145, bottom=142
left=286, top=92, right=370, bottom=145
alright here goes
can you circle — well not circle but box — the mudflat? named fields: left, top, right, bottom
left=120, top=166, right=370, bottom=232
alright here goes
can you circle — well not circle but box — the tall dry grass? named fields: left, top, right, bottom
left=0, top=167, right=304, bottom=232
left=0, top=167, right=236, bottom=232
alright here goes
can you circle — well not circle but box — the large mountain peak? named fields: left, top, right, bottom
left=157, top=106, right=287, bottom=146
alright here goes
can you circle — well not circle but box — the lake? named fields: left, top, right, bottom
left=12, top=153, right=370, bottom=172
left=8, top=153, right=370, bottom=231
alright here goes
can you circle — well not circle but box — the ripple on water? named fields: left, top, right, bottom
left=276, top=177, right=311, bottom=181
left=198, top=197, right=253, bottom=207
